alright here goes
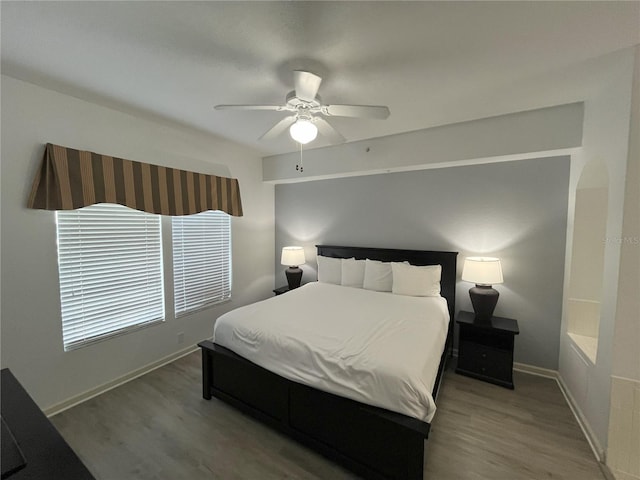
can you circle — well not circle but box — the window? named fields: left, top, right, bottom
left=56, top=204, right=164, bottom=351
left=172, top=210, right=231, bottom=316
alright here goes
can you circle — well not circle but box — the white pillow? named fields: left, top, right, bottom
left=363, top=259, right=393, bottom=292
left=391, top=262, right=442, bottom=297
left=341, top=258, right=366, bottom=288
left=317, top=255, right=342, bottom=285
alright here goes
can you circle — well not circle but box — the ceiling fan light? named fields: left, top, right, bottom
left=289, top=119, right=318, bottom=144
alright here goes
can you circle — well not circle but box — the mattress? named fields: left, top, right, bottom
left=213, top=282, right=450, bottom=422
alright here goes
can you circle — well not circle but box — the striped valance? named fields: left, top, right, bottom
left=28, top=143, right=243, bottom=216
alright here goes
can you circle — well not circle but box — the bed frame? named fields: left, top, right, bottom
left=198, top=245, right=457, bottom=480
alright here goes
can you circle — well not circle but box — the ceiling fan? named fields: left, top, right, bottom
left=214, top=71, right=390, bottom=145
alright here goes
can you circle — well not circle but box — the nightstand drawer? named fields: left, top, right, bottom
left=459, top=328, right=513, bottom=350
left=458, top=341, right=512, bottom=381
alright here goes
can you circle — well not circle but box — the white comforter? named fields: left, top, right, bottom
left=213, top=282, right=449, bottom=422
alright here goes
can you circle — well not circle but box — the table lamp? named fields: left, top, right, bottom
left=281, top=246, right=306, bottom=289
left=462, top=257, right=504, bottom=322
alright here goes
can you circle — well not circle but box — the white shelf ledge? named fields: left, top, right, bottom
left=567, top=332, right=598, bottom=364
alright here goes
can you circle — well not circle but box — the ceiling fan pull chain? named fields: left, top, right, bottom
left=296, top=143, right=304, bottom=173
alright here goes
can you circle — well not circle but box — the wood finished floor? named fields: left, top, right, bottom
left=51, top=352, right=604, bottom=480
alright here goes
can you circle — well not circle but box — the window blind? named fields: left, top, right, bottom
left=172, top=210, right=231, bottom=316
left=56, top=204, right=164, bottom=350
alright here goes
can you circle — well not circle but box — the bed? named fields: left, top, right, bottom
left=198, top=245, right=457, bottom=480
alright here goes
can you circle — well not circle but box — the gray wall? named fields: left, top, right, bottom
left=275, top=156, right=570, bottom=370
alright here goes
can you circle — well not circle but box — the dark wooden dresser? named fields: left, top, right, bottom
left=1, top=368, right=94, bottom=479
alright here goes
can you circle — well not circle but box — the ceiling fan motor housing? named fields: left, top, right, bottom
left=286, top=91, right=322, bottom=109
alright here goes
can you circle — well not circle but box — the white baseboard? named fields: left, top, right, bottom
left=457, top=355, right=606, bottom=465
left=513, top=362, right=558, bottom=379
left=513, top=364, right=639, bottom=478
left=513, top=362, right=605, bottom=462
left=555, top=373, right=606, bottom=462
left=43, top=344, right=199, bottom=417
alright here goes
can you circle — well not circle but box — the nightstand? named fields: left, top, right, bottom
left=273, top=285, right=290, bottom=296
left=455, top=310, right=519, bottom=389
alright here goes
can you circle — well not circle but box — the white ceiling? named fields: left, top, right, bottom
left=2, top=1, right=639, bottom=156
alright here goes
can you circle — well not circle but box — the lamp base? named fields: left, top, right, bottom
left=469, top=285, right=499, bottom=322
left=285, top=267, right=303, bottom=289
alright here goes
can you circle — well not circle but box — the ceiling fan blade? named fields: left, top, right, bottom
left=294, top=71, right=322, bottom=102
left=260, top=115, right=297, bottom=140
left=314, top=117, right=346, bottom=144
left=323, top=104, right=390, bottom=120
left=214, top=104, right=287, bottom=111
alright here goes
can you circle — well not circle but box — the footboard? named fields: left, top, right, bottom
left=198, top=340, right=429, bottom=480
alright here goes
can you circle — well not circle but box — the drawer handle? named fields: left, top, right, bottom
left=481, top=367, right=486, bottom=373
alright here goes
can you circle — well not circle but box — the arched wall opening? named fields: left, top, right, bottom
left=566, top=158, right=609, bottom=363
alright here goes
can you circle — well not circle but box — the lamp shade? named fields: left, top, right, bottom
left=281, top=246, right=306, bottom=267
left=462, top=257, right=503, bottom=285
left=289, top=119, right=318, bottom=144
